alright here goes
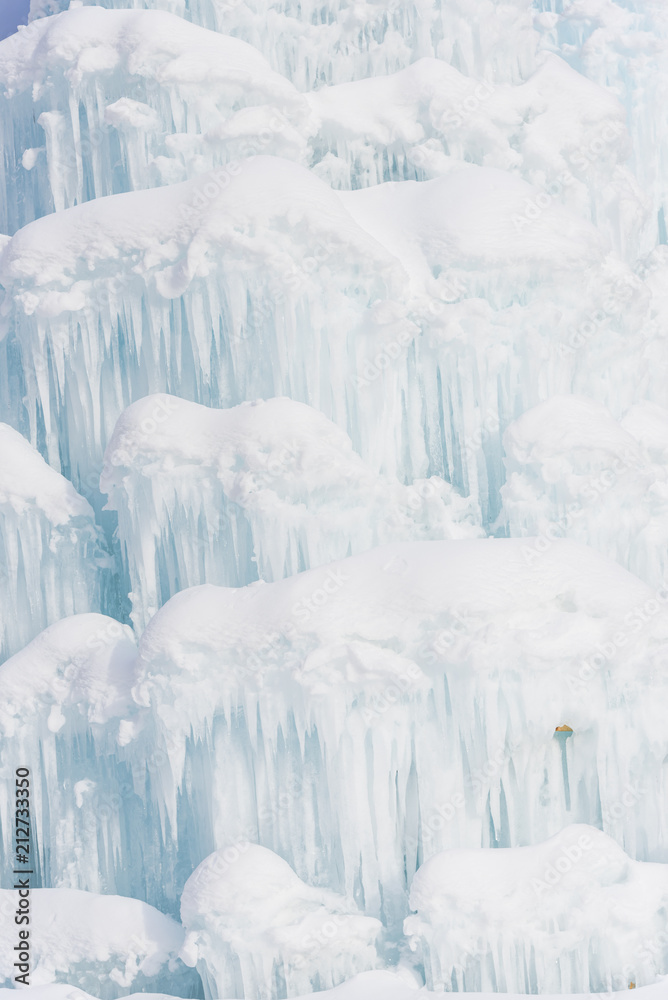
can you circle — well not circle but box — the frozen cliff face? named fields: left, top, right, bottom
left=0, top=423, right=110, bottom=662
left=0, top=887, right=191, bottom=998
left=3, top=152, right=647, bottom=529
left=405, top=825, right=668, bottom=994
left=28, top=0, right=540, bottom=89
left=101, top=393, right=481, bottom=630
left=179, top=845, right=381, bottom=999
left=500, top=395, right=668, bottom=589
left=128, top=538, right=668, bottom=929
left=0, top=615, right=142, bottom=898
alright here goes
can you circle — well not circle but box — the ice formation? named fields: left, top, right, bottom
left=0, top=6, right=310, bottom=232
left=124, top=538, right=668, bottom=932
left=101, top=393, right=481, bottom=629
left=180, top=845, right=381, bottom=999
left=0, top=5, right=639, bottom=254
left=1, top=0, right=668, bottom=994
left=0, top=887, right=189, bottom=997
left=27, top=0, right=541, bottom=89
left=0, top=423, right=109, bottom=661
left=0, top=615, right=141, bottom=898
left=2, top=150, right=645, bottom=528
left=405, top=825, right=668, bottom=994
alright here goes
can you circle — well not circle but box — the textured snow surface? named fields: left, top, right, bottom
left=0, top=887, right=187, bottom=997
left=180, top=844, right=381, bottom=999
left=0, top=423, right=109, bottom=661
left=102, top=394, right=481, bottom=629
left=406, top=824, right=668, bottom=993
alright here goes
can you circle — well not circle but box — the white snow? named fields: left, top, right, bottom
left=405, top=824, right=668, bottom=993
left=101, top=393, right=481, bottom=629
left=180, top=844, right=381, bottom=999
left=0, top=887, right=186, bottom=997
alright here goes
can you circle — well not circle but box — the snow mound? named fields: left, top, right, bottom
left=0, top=888, right=187, bottom=998
left=102, top=394, right=481, bottom=630
left=180, top=844, right=381, bottom=999
left=405, top=824, right=668, bottom=993
left=500, top=395, right=668, bottom=588
left=0, top=423, right=109, bottom=661
left=127, top=538, right=668, bottom=922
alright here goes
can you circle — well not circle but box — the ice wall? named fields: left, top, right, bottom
left=3, top=153, right=648, bottom=529
left=126, top=539, right=668, bottom=929
left=405, top=825, right=668, bottom=994
left=0, top=887, right=191, bottom=998
left=0, top=423, right=109, bottom=662
left=180, top=845, right=381, bottom=999
left=500, top=395, right=668, bottom=589
left=102, top=394, right=481, bottom=630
